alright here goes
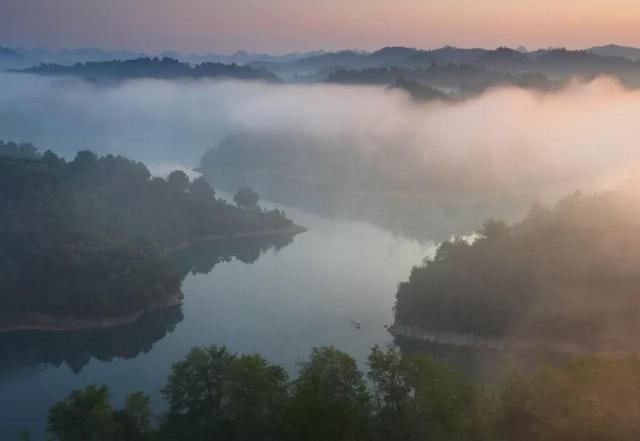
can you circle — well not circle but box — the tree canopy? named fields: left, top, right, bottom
left=0, top=141, right=295, bottom=323
left=395, top=182, right=640, bottom=351
left=14, top=57, right=279, bottom=83
left=44, top=343, right=640, bottom=441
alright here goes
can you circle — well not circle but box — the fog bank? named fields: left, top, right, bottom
left=1, top=73, right=639, bottom=200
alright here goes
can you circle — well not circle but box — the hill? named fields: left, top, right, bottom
left=13, top=57, right=279, bottom=82
left=394, top=182, right=640, bottom=352
left=0, top=142, right=298, bottom=327
left=588, top=44, right=640, bottom=61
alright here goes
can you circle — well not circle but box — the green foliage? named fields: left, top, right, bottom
left=162, top=345, right=235, bottom=438
left=48, top=385, right=118, bottom=441
left=46, top=345, right=640, bottom=441
left=233, top=187, right=260, bottom=209
left=0, top=143, right=294, bottom=322
left=368, top=344, right=486, bottom=441
left=47, top=386, right=152, bottom=441
left=498, top=356, right=640, bottom=441
left=288, top=347, right=370, bottom=441
left=162, top=345, right=288, bottom=441
left=123, top=392, right=153, bottom=435
left=0, top=141, right=39, bottom=159
left=16, top=57, right=279, bottom=82
left=395, top=185, right=640, bottom=349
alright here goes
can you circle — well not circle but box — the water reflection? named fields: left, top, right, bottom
left=0, top=234, right=296, bottom=378
left=171, top=234, right=294, bottom=277
left=0, top=306, right=183, bottom=379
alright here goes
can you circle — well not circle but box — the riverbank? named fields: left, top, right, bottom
left=0, top=293, right=184, bottom=333
left=388, top=323, right=636, bottom=355
left=0, top=225, right=307, bottom=333
left=165, top=224, right=308, bottom=253
left=388, top=324, right=507, bottom=350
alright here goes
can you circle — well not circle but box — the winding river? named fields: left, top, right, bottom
left=0, top=201, right=429, bottom=439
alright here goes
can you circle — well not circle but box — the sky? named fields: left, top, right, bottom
left=2, top=0, right=640, bottom=53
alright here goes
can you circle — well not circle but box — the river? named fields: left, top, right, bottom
left=0, top=202, right=430, bottom=440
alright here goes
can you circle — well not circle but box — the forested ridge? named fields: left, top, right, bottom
left=0, top=141, right=295, bottom=322
left=13, top=57, right=279, bottom=82
left=40, top=343, right=640, bottom=441
left=395, top=182, right=640, bottom=350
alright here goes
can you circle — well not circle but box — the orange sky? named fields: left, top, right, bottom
left=2, top=0, right=640, bottom=52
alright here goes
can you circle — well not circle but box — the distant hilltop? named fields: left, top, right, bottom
left=3, top=43, right=640, bottom=69
left=10, top=57, right=280, bottom=83
left=4, top=44, right=640, bottom=87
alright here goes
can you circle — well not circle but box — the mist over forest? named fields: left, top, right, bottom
left=2, top=72, right=639, bottom=199
left=5, top=39, right=640, bottom=440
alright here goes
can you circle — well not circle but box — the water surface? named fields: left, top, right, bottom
left=0, top=203, right=428, bottom=440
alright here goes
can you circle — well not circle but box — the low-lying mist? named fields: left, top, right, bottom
left=1, top=72, right=639, bottom=204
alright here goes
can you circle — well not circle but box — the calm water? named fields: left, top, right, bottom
left=0, top=203, right=429, bottom=440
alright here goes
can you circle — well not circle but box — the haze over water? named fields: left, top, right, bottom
left=0, top=202, right=428, bottom=439
left=2, top=70, right=638, bottom=436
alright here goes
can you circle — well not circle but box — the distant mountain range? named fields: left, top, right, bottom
left=0, top=46, right=325, bottom=70
left=587, top=44, right=640, bottom=61
left=255, top=45, right=640, bottom=80
left=4, top=44, right=640, bottom=87
left=11, top=57, right=279, bottom=83
left=3, top=43, right=640, bottom=70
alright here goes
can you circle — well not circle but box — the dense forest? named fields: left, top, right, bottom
left=394, top=181, right=640, bottom=351
left=12, top=57, right=279, bottom=83
left=39, top=343, right=640, bottom=441
left=0, top=142, right=296, bottom=323
left=251, top=45, right=640, bottom=85
left=327, top=64, right=555, bottom=98
left=0, top=233, right=294, bottom=377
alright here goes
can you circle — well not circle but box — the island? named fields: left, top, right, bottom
left=0, top=141, right=304, bottom=331
left=393, top=180, right=640, bottom=353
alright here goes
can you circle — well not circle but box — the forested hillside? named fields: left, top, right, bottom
left=0, top=143, right=295, bottom=323
left=395, top=182, right=640, bottom=351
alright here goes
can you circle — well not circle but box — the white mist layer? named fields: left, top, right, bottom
left=1, top=73, right=639, bottom=200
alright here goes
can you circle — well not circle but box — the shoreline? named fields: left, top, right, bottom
left=0, top=293, right=183, bottom=334
left=0, top=224, right=307, bottom=333
left=165, top=224, right=308, bottom=253
left=388, top=323, right=632, bottom=355
left=388, top=324, right=507, bottom=350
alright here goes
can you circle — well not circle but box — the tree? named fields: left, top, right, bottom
left=368, top=344, right=479, bottom=441
left=48, top=385, right=118, bottom=441
left=162, top=345, right=289, bottom=441
left=401, top=352, right=476, bottom=441
left=0, top=144, right=294, bottom=324
left=367, top=345, right=411, bottom=440
left=225, top=354, right=289, bottom=441
left=162, top=345, right=234, bottom=438
left=234, top=187, right=260, bottom=209
left=498, top=357, right=640, bottom=441
left=123, top=392, right=152, bottom=435
left=0, top=141, right=39, bottom=159
left=288, top=346, right=370, bottom=441
left=70, top=150, right=98, bottom=173
left=167, top=170, right=190, bottom=194
left=189, top=176, right=216, bottom=200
